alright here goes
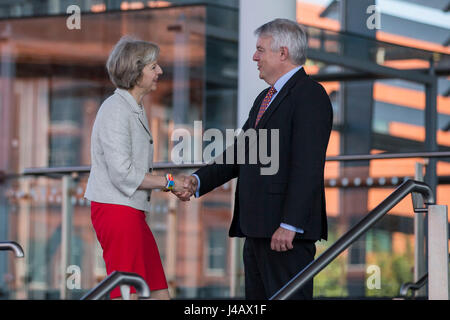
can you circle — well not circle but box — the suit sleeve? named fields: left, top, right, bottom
left=194, top=89, right=268, bottom=197
left=281, top=85, right=333, bottom=229
left=194, top=117, right=250, bottom=196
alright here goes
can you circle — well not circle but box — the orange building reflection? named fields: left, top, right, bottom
left=0, top=2, right=448, bottom=299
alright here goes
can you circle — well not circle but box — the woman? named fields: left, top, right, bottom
left=85, top=36, right=190, bottom=300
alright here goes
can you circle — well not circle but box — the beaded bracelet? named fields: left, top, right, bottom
left=164, top=173, right=174, bottom=191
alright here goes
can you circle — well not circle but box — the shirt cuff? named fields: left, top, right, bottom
left=192, top=174, right=201, bottom=198
left=280, top=223, right=304, bottom=234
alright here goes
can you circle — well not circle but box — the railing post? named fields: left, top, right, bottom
left=16, top=178, right=31, bottom=299
left=413, top=162, right=427, bottom=297
left=229, top=178, right=241, bottom=297
left=60, top=175, right=74, bottom=300
left=166, top=193, right=178, bottom=298
left=427, top=205, right=449, bottom=300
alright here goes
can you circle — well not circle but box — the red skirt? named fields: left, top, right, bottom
left=90, top=201, right=168, bottom=299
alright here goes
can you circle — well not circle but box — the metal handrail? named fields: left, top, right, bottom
left=325, top=151, right=450, bottom=162
left=399, top=274, right=428, bottom=298
left=80, top=271, right=151, bottom=300
left=399, top=253, right=450, bottom=298
left=270, top=179, right=434, bottom=300
left=0, top=241, right=25, bottom=258
left=0, top=151, right=448, bottom=180
left=20, top=162, right=206, bottom=177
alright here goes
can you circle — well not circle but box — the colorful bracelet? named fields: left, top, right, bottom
left=164, top=173, right=175, bottom=191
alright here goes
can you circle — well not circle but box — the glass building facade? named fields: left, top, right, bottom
left=0, top=1, right=239, bottom=299
left=0, top=0, right=449, bottom=299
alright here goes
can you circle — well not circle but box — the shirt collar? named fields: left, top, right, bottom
left=114, top=88, right=143, bottom=113
left=273, top=65, right=303, bottom=93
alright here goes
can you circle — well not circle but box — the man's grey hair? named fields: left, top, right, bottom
left=254, top=18, right=307, bottom=66
left=106, top=35, right=160, bottom=89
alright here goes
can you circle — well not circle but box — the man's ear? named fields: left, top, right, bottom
left=279, top=46, right=289, bottom=61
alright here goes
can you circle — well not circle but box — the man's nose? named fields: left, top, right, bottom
left=253, top=52, right=258, bottom=61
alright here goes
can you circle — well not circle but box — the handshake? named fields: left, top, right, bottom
left=168, top=175, right=198, bottom=201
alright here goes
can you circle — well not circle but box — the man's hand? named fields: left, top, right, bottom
left=271, top=227, right=295, bottom=252
left=184, top=175, right=198, bottom=194
left=171, top=175, right=198, bottom=201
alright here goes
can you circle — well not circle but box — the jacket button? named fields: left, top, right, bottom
left=148, top=168, right=152, bottom=173
left=147, top=195, right=150, bottom=201
left=150, top=139, right=153, bottom=144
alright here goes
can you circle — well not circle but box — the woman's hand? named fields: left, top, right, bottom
left=172, top=175, right=188, bottom=193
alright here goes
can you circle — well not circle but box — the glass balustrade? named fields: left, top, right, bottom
left=2, top=155, right=449, bottom=299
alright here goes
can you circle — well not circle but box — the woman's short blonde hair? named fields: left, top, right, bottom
left=106, top=36, right=160, bottom=89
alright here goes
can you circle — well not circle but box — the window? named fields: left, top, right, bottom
left=205, top=228, right=227, bottom=276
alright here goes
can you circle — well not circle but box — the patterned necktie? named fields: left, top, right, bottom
left=255, top=86, right=277, bottom=127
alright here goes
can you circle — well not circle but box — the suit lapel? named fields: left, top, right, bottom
left=137, top=111, right=152, bottom=138
left=114, top=89, right=153, bottom=138
left=255, top=88, right=289, bottom=129
left=255, top=68, right=308, bottom=129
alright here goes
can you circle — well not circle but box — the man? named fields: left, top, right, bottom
left=179, top=18, right=333, bottom=300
